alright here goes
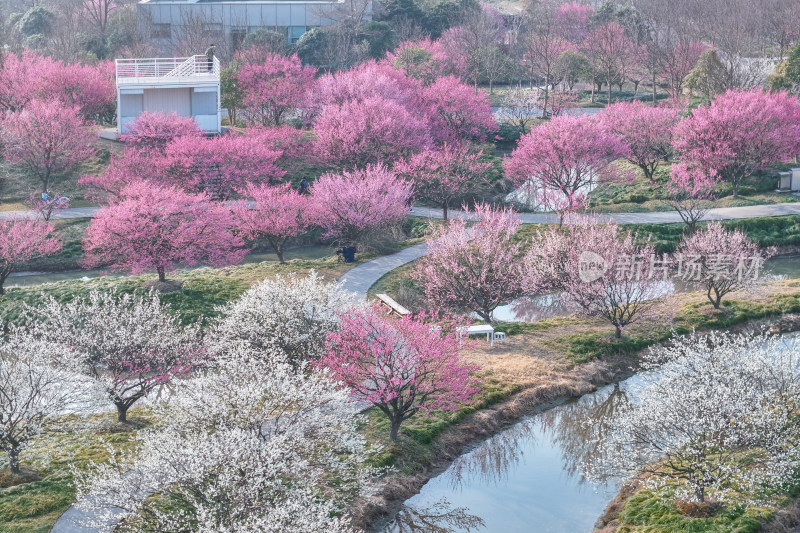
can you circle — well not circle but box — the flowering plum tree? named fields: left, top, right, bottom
left=164, top=133, right=285, bottom=199
left=585, top=332, right=800, bottom=504
left=661, top=41, right=706, bottom=99
left=422, top=75, right=497, bottom=145
left=233, top=183, right=312, bottom=263
left=25, top=291, right=204, bottom=423
left=319, top=306, right=479, bottom=440
left=314, top=97, right=432, bottom=169
left=672, top=90, right=800, bottom=198
left=310, top=165, right=411, bottom=246
left=505, top=115, right=626, bottom=201
left=394, top=143, right=491, bottom=220
left=414, top=204, right=528, bottom=322
left=0, top=218, right=62, bottom=294
left=2, top=99, right=96, bottom=193
left=83, top=182, right=246, bottom=282
left=210, top=272, right=358, bottom=366
left=667, top=164, right=719, bottom=233
left=0, top=328, right=96, bottom=473
left=529, top=218, right=670, bottom=338
left=119, top=111, right=202, bottom=153
left=601, top=101, right=680, bottom=181
left=677, top=222, right=771, bottom=309
left=74, top=348, right=377, bottom=531
left=235, top=50, right=317, bottom=126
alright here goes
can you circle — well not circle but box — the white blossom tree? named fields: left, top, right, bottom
left=584, top=332, right=800, bottom=504
left=0, top=327, right=98, bottom=474
left=73, top=347, right=378, bottom=532
left=24, top=291, right=205, bottom=422
left=210, top=271, right=359, bottom=365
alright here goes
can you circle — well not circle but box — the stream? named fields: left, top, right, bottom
left=385, top=333, right=799, bottom=533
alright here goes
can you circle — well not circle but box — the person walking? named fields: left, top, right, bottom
left=204, top=44, right=216, bottom=72
left=298, top=178, right=310, bottom=195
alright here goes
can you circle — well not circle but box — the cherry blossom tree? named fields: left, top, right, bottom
left=601, top=101, right=681, bottom=181
left=313, top=96, right=432, bottom=169
left=672, top=90, right=800, bottom=198
left=210, top=272, right=358, bottom=366
left=235, top=50, right=317, bottom=126
left=0, top=218, right=63, bottom=295
left=667, top=164, right=719, bottom=233
left=310, top=165, right=411, bottom=246
left=676, top=222, right=772, bottom=309
left=119, top=111, right=203, bottom=153
left=585, top=332, right=800, bottom=504
left=233, top=183, right=312, bottom=263
left=164, top=133, right=285, bottom=200
left=83, top=182, right=246, bottom=282
left=74, top=347, right=377, bottom=531
left=319, top=305, right=479, bottom=440
left=414, top=204, right=528, bottom=322
left=394, top=143, right=491, bottom=221
left=0, top=328, right=97, bottom=473
left=529, top=218, right=670, bottom=338
left=24, top=290, right=204, bottom=422
left=505, top=114, right=627, bottom=201
left=421, top=75, right=497, bottom=145
left=1, top=99, right=96, bottom=193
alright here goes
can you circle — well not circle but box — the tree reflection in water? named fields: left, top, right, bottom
left=442, top=383, right=631, bottom=490
left=388, top=498, right=485, bottom=532
left=507, top=294, right=571, bottom=322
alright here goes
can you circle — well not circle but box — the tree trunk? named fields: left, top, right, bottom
left=156, top=266, right=166, bottom=283
left=652, top=72, right=657, bottom=103
left=389, top=418, right=401, bottom=441
left=442, top=203, right=449, bottom=222
left=542, top=73, right=550, bottom=118
left=708, top=287, right=722, bottom=309
left=7, top=446, right=20, bottom=474
left=607, top=76, right=612, bottom=105
left=614, top=325, right=622, bottom=339
left=0, top=266, right=9, bottom=295
left=269, top=238, right=287, bottom=264
left=116, top=402, right=129, bottom=423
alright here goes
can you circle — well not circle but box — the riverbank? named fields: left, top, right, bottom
left=354, top=284, right=800, bottom=532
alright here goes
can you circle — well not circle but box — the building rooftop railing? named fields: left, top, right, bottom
left=115, top=56, right=220, bottom=84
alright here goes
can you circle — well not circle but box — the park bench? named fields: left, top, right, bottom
left=376, top=293, right=411, bottom=317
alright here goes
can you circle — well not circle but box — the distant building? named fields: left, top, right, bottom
left=137, top=0, right=371, bottom=53
left=115, top=55, right=222, bottom=134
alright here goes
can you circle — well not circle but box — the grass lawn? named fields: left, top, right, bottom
left=0, top=409, right=157, bottom=533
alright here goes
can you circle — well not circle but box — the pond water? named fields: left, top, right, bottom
left=492, top=255, right=800, bottom=323
left=385, top=334, right=799, bottom=533
left=5, top=245, right=334, bottom=289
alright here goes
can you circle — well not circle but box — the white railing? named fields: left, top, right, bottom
left=115, top=56, right=220, bottom=83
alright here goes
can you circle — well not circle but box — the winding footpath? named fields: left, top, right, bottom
left=25, top=199, right=800, bottom=532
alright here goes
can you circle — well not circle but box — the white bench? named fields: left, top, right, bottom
left=458, top=324, right=496, bottom=346
left=375, top=293, right=411, bottom=317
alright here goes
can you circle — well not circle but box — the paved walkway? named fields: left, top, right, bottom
left=338, top=243, right=429, bottom=300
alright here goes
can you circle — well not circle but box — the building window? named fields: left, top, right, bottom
left=288, top=26, right=307, bottom=45
left=203, top=23, right=223, bottom=38
left=152, top=23, right=171, bottom=39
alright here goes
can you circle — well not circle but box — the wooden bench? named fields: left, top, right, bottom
left=376, top=293, right=411, bottom=317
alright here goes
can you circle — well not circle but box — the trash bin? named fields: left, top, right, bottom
left=342, top=246, right=356, bottom=263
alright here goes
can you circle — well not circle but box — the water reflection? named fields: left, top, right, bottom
left=388, top=498, right=485, bottom=533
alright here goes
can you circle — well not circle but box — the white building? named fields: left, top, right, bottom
left=137, top=0, right=371, bottom=50
left=115, top=55, right=222, bottom=134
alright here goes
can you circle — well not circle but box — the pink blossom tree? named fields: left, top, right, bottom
left=413, top=204, right=528, bottom=322
left=505, top=114, right=627, bottom=203
left=667, top=164, right=719, bottom=233
left=421, top=75, right=497, bottom=145
left=602, top=101, right=681, bottom=181
left=233, top=183, right=312, bottom=264
left=310, top=60, right=423, bottom=112
left=529, top=218, right=670, bottom=338
left=581, top=22, right=640, bottom=103
left=672, top=90, right=800, bottom=198
left=163, top=133, right=285, bottom=200
left=83, top=182, right=247, bottom=282
left=318, top=305, right=479, bottom=440
left=25, top=291, right=205, bottom=422
left=0, top=218, right=63, bottom=294
left=554, top=2, right=593, bottom=43
left=235, top=50, right=317, bottom=126
left=2, top=100, right=96, bottom=193
left=310, top=165, right=411, bottom=246
left=677, top=222, right=772, bottom=309
left=314, top=97, right=432, bottom=169
left=119, top=111, right=203, bottom=153
left=394, top=143, right=491, bottom=220
left=661, top=41, right=707, bottom=99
